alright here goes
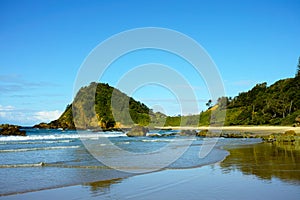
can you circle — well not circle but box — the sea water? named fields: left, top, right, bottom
left=0, top=128, right=261, bottom=196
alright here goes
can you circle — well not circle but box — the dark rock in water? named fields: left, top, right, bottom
left=0, top=124, right=26, bottom=136
left=147, top=133, right=162, bottom=137
left=196, top=129, right=223, bottom=137
left=92, top=128, right=125, bottom=132
left=222, top=132, right=244, bottom=138
left=179, top=129, right=197, bottom=136
left=196, top=129, right=209, bottom=137
left=126, top=125, right=149, bottom=137
left=164, top=132, right=177, bottom=137
left=147, top=132, right=177, bottom=137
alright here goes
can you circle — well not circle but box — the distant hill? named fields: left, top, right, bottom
left=35, top=82, right=154, bottom=130
left=222, top=75, right=300, bottom=126
left=199, top=75, right=299, bottom=126
left=165, top=75, right=300, bottom=127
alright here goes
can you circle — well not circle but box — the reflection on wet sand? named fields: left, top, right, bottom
left=84, top=178, right=123, bottom=195
left=83, top=142, right=300, bottom=196
left=221, top=142, right=300, bottom=184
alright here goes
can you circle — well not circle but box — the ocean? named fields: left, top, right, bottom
left=0, top=128, right=270, bottom=196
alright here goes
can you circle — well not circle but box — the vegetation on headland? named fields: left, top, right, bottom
left=35, top=57, right=300, bottom=130
left=35, top=82, right=152, bottom=130
left=166, top=63, right=300, bottom=127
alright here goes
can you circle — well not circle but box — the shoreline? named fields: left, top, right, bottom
left=0, top=135, right=261, bottom=196
left=1, top=128, right=299, bottom=199
left=159, top=125, right=300, bottom=134
left=2, top=141, right=299, bottom=200
left=1, top=139, right=299, bottom=199
left=0, top=137, right=259, bottom=197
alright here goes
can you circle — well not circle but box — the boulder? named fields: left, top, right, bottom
left=147, top=132, right=177, bottom=137
left=0, top=124, right=26, bottom=136
left=294, top=115, right=300, bottom=127
left=147, top=133, right=162, bottom=137
left=261, top=131, right=299, bottom=143
left=196, top=129, right=209, bottom=137
left=179, top=129, right=197, bottom=136
left=126, top=125, right=148, bottom=137
left=284, top=130, right=296, bottom=136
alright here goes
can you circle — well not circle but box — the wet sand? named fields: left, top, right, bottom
left=2, top=165, right=299, bottom=200
left=2, top=142, right=300, bottom=200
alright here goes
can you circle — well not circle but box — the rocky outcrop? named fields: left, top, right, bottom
left=179, top=130, right=197, bottom=136
left=195, top=129, right=257, bottom=138
left=33, top=122, right=50, bottom=129
left=34, top=119, right=76, bottom=130
left=0, top=124, right=26, bottom=136
left=195, top=129, right=209, bottom=137
left=126, top=125, right=148, bottom=137
left=262, top=130, right=300, bottom=143
left=147, top=132, right=177, bottom=137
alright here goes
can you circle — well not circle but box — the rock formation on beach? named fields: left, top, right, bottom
left=0, top=124, right=26, bottom=136
left=262, top=130, right=300, bottom=144
left=126, top=125, right=149, bottom=137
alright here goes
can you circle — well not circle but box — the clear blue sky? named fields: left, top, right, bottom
left=0, top=0, right=299, bottom=125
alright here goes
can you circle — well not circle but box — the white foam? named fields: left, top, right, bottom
left=0, top=139, right=73, bottom=145
left=0, top=132, right=126, bottom=142
left=0, top=145, right=80, bottom=153
left=0, top=162, right=46, bottom=168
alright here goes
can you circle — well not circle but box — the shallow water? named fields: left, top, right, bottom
left=2, top=164, right=300, bottom=200
left=221, top=142, right=300, bottom=184
left=0, top=128, right=261, bottom=195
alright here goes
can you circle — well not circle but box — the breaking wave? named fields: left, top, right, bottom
left=0, top=132, right=126, bottom=142
left=0, top=145, right=80, bottom=153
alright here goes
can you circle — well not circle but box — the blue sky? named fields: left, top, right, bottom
left=0, top=0, right=299, bottom=125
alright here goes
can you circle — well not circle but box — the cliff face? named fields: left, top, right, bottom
left=35, top=82, right=151, bottom=130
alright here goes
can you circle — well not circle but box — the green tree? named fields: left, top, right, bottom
left=217, top=97, right=229, bottom=110
left=206, top=99, right=212, bottom=108
left=297, top=56, right=300, bottom=77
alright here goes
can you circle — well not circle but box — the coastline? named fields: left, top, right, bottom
left=159, top=125, right=300, bottom=134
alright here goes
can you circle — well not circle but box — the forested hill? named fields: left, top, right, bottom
left=35, top=71, right=300, bottom=129
left=162, top=75, right=300, bottom=127
left=35, top=82, right=152, bottom=130
left=199, top=74, right=300, bottom=126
